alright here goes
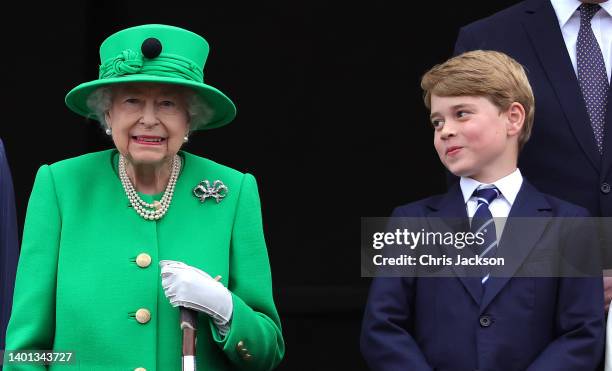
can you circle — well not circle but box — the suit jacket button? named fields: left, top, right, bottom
left=601, top=183, right=611, bottom=194
left=479, top=315, right=492, bottom=327
left=135, top=308, right=151, bottom=324
left=134, top=368, right=146, bottom=371
left=136, top=253, right=152, bottom=268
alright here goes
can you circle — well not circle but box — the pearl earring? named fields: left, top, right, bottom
left=183, top=136, right=189, bottom=143
left=105, top=128, right=112, bottom=135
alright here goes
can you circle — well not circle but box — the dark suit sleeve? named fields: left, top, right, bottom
left=0, top=138, right=19, bottom=352
left=526, top=209, right=604, bottom=371
left=453, top=25, right=479, bottom=56
left=525, top=278, right=604, bottom=371
left=360, top=208, right=433, bottom=371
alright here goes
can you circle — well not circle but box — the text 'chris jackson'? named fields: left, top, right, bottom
left=372, top=254, right=505, bottom=266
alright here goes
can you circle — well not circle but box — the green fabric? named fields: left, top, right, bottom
left=4, top=149, right=284, bottom=370
left=99, top=51, right=203, bottom=82
left=65, top=24, right=236, bottom=130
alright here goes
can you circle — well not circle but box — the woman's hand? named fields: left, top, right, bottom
left=160, top=260, right=233, bottom=326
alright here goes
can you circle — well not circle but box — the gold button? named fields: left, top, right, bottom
left=134, top=368, right=146, bottom=371
left=243, top=353, right=253, bottom=361
left=136, top=253, right=152, bottom=268
left=135, top=308, right=151, bottom=324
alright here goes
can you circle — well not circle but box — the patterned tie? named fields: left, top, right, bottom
left=471, top=186, right=500, bottom=285
left=577, top=3, right=609, bottom=154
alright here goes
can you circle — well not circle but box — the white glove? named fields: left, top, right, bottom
left=606, top=299, right=612, bottom=371
left=160, top=260, right=233, bottom=333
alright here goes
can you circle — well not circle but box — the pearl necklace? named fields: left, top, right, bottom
left=119, top=154, right=181, bottom=220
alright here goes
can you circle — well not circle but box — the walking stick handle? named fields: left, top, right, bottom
left=181, top=307, right=198, bottom=371
left=180, top=275, right=222, bottom=371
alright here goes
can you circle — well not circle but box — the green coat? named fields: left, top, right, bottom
left=4, top=149, right=285, bottom=370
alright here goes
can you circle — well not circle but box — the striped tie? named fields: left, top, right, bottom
left=471, top=185, right=500, bottom=285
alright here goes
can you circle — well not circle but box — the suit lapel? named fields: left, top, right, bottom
left=425, top=183, right=482, bottom=304
left=479, top=180, right=552, bottom=312
left=521, top=0, right=600, bottom=171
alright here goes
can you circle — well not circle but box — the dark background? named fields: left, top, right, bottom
left=0, top=1, right=521, bottom=369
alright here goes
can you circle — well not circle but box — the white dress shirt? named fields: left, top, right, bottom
left=550, top=0, right=612, bottom=82
left=460, top=168, right=523, bottom=239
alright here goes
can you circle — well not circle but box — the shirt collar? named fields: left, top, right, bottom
left=600, top=1, right=612, bottom=17
left=550, top=0, right=582, bottom=28
left=550, top=0, right=612, bottom=27
left=460, top=168, right=523, bottom=206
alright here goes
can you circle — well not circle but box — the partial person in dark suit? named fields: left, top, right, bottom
left=361, top=50, right=604, bottom=371
left=0, top=138, right=18, bottom=355
left=454, top=0, right=611, bottom=217
left=453, top=0, right=612, bottom=308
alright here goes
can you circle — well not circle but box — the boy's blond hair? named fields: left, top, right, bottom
left=421, top=50, right=534, bottom=151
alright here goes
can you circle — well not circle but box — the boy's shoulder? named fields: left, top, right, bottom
left=536, top=190, right=591, bottom=217
left=521, top=176, right=590, bottom=217
left=391, top=193, right=452, bottom=218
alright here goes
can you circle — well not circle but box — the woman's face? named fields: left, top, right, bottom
left=105, top=83, right=190, bottom=167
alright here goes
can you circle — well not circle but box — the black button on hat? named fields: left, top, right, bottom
left=141, top=38, right=162, bottom=58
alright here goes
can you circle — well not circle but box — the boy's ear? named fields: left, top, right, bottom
left=505, top=102, right=525, bottom=137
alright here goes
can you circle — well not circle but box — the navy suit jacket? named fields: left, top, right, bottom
left=453, top=0, right=612, bottom=217
left=360, top=181, right=604, bottom=371
left=0, top=139, right=18, bottom=354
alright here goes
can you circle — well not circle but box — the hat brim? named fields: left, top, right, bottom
left=65, top=75, right=237, bottom=130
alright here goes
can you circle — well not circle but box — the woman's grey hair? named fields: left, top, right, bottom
left=86, top=85, right=214, bottom=132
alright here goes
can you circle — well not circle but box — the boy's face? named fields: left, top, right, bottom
left=430, top=95, right=521, bottom=183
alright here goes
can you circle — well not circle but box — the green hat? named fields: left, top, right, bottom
left=65, top=24, right=236, bottom=129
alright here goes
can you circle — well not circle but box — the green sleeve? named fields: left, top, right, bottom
left=211, top=173, right=285, bottom=370
left=4, top=165, right=61, bottom=370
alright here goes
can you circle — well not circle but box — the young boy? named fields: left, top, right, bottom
left=360, top=50, right=604, bottom=371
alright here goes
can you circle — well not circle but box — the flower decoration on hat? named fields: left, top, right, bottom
left=110, top=49, right=144, bottom=76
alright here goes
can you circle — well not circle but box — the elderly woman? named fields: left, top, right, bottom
left=5, top=24, right=284, bottom=370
